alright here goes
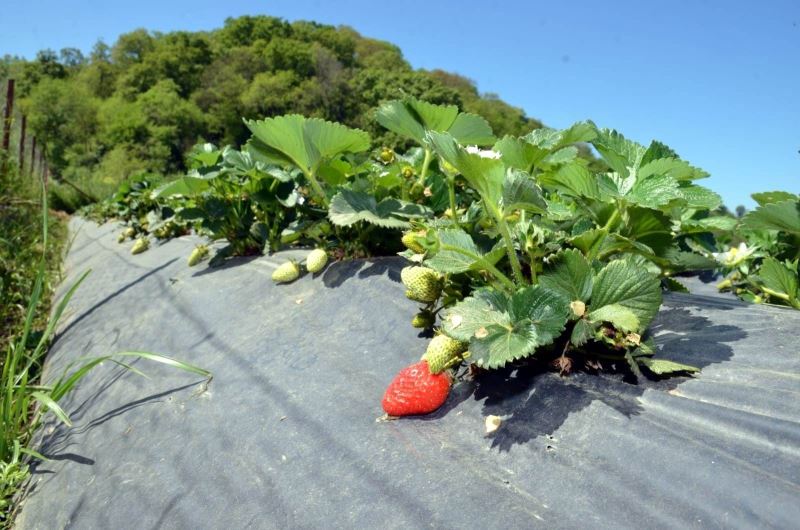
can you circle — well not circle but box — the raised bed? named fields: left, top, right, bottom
left=15, top=218, right=800, bottom=529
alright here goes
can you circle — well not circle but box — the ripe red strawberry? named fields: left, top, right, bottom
left=382, top=360, right=452, bottom=417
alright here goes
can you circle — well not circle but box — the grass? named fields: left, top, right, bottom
left=0, top=153, right=211, bottom=526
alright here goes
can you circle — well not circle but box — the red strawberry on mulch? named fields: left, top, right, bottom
left=382, top=360, right=452, bottom=417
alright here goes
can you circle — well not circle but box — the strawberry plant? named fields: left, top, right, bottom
left=383, top=122, right=725, bottom=415
left=713, top=193, right=800, bottom=308
left=76, top=98, right=797, bottom=418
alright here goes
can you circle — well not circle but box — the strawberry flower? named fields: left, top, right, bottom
left=465, top=145, right=501, bottom=159
left=712, top=242, right=755, bottom=267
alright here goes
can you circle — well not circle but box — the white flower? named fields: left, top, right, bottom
left=465, top=145, right=501, bottom=159
left=712, top=242, right=755, bottom=267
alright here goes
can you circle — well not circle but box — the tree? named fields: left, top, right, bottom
left=17, top=14, right=550, bottom=199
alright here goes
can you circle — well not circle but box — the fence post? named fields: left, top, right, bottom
left=2, top=79, right=14, bottom=151
left=19, top=114, right=26, bottom=171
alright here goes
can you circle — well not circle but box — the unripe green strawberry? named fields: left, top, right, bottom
left=422, top=334, right=468, bottom=374
left=411, top=311, right=435, bottom=329
left=187, top=245, right=209, bottom=267
left=379, top=147, right=395, bottom=163
left=401, top=230, right=425, bottom=254
left=272, top=261, right=300, bottom=283
left=401, top=266, right=442, bottom=302
left=124, top=227, right=136, bottom=238
left=305, top=248, right=328, bottom=273
left=131, top=237, right=149, bottom=255
left=401, top=166, right=415, bottom=179
left=117, top=232, right=126, bottom=244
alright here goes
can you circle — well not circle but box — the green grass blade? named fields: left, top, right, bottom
left=30, top=269, right=91, bottom=361
left=29, top=391, right=72, bottom=427
left=19, top=447, right=49, bottom=461
left=113, top=351, right=211, bottom=378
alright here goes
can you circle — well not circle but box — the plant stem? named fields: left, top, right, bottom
left=492, top=208, right=525, bottom=285
left=603, top=208, right=620, bottom=231
left=447, top=177, right=459, bottom=229
left=417, top=148, right=433, bottom=187
left=303, top=168, right=328, bottom=207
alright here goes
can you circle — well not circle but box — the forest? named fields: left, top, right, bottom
left=0, top=15, right=541, bottom=207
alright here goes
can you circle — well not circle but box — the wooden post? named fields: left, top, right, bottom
left=30, top=136, right=36, bottom=176
left=18, top=115, right=26, bottom=171
left=2, top=79, right=13, bottom=151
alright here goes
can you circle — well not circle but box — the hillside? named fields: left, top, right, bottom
left=0, top=15, right=542, bottom=200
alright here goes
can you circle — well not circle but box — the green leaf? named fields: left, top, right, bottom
left=539, top=248, right=593, bottom=302
left=662, top=248, right=719, bottom=271
left=428, top=131, right=504, bottom=205
left=757, top=257, right=799, bottom=301
left=493, top=136, right=547, bottom=172
left=376, top=97, right=494, bottom=145
left=328, top=189, right=430, bottom=228
left=590, top=258, right=662, bottom=331
left=189, top=143, right=222, bottom=167
left=541, top=146, right=578, bottom=166
left=624, top=208, right=673, bottom=255
left=447, top=112, right=496, bottom=145
left=30, top=391, right=72, bottom=427
left=502, top=169, right=547, bottom=214
left=570, top=319, right=595, bottom=346
left=591, top=128, right=646, bottom=177
left=752, top=191, right=798, bottom=206
left=538, top=162, right=600, bottom=200
left=152, top=176, right=211, bottom=198
left=662, top=277, right=690, bottom=293
left=525, top=121, right=597, bottom=150
left=569, top=228, right=613, bottom=259
left=639, top=357, right=699, bottom=375
left=742, top=200, right=800, bottom=234
left=681, top=216, right=738, bottom=233
left=443, top=286, right=569, bottom=369
left=624, top=351, right=644, bottom=379
left=677, top=184, right=722, bottom=210
left=637, top=157, right=708, bottom=181
left=588, top=303, right=640, bottom=332
left=245, top=115, right=370, bottom=174
left=627, top=175, right=681, bottom=208
left=425, top=229, right=500, bottom=274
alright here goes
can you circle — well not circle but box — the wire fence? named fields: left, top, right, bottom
left=1, top=78, right=49, bottom=183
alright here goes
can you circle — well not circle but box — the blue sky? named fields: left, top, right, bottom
left=2, top=0, right=798, bottom=208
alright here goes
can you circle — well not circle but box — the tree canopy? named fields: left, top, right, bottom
left=2, top=15, right=544, bottom=185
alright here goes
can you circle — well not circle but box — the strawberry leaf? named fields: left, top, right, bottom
left=538, top=162, right=601, bottom=200
left=328, top=189, right=430, bottom=228
left=493, top=136, right=548, bottom=172
left=637, top=157, right=709, bottom=181
left=639, top=358, right=699, bottom=375
left=756, top=257, right=799, bottom=301
left=751, top=191, right=798, bottom=207
left=588, top=303, right=640, bottom=332
left=245, top=115, right=370, bottom=174
left=427, top=131, right=504, bottom=205
left=742, top=199, right=800, bottom=235
left=443, top=286, right=569, bottom=369
left=376, top=97, right=494, bottom=146
left=502, top=169, right=547, bottom=214
left=590, top=258, right=662, bottom=331
left=677, top=184, right=722, bottom=210
left=591, top=128, right=646, bottom=177
left=424, top=229, right=502, bottom=274
left=539, top=248, right=593, bottom=302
